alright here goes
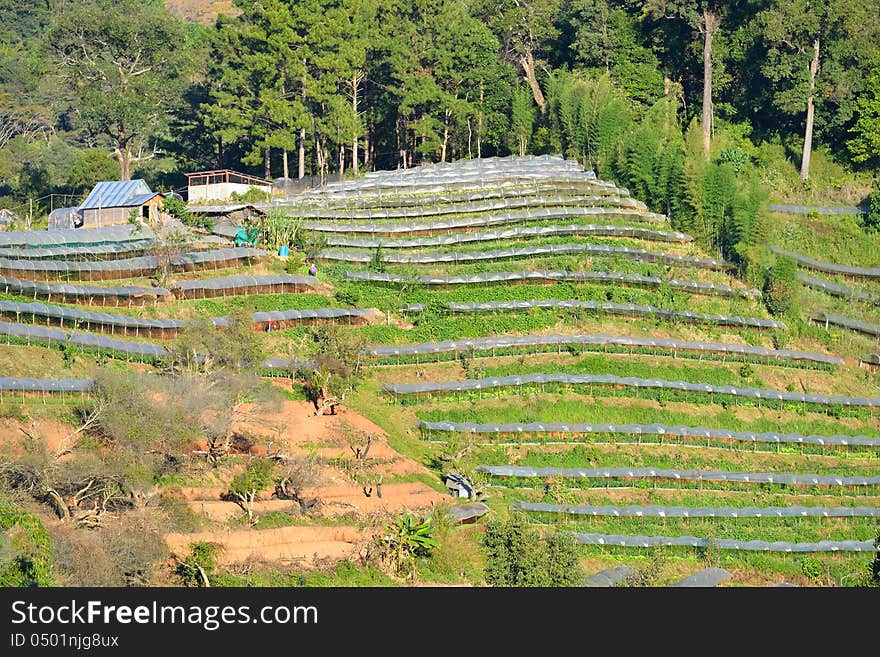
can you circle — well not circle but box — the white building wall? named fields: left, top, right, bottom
left=188, top=182, right=272, bottom=203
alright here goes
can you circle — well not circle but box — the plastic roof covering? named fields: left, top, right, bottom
left=0, top=239, right=156, bottom=259
left=0, top=300, right=368, bottom=331
left=345, top=270, right=761, bottom=299
left=299, top=174, right=619, bottom=195
left=446, top=502, right=491, bottom=523
left=288, top=203, right=653, bottom=223
left=0, top=300, right=214, bottom=330
left=0, top=377, right=95, bottom=392
left=279, top=180, right=634, bottom=208
left=251, top=307, right=371, bottom=322
left=274, top=182, right=625, bottom=210
left=384, top=372, right=880, bottom=407
left=798, top=272, right=880, bottom=304
left=513, top=501, right=880, bottom=518
left=322, top=243, right=729, bottom=270
left=0, top=319, right=319, bottom=368
left=298, top=208, right=667, bottom=237
left=324, top=224, right=694, bottom=248
left=296, top=157, right=602, bottom=193
left=79, top=179, right=152, bottom=209
left=275, top=195, right=647, bottom=219
left=175, top=274, right=319, bottom=291
left=583, top=566, right=635, bottom=587
left=770, top=245, right=880, bottom=278
left=0, top=225, right=155, bottom=248
left=415, top=419, right=880, bottom=447
left=0, top=275, right=171, bottom=299
left=371, top=333, right=842, bottom=365
left=668, top=568, right=732, bottom=587
left=475, top=464, right=880, bottom=486
left=0, top=320, right=171, bottom=358
left=402, top=299, right=787, bottom=330
left=574, top=533, right=878, bottom=552
left=812, top=312, right=880, bottom=337
left=0, top=247, right=266, bottom=275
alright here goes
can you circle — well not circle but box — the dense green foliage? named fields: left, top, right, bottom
left=0, top=496, right=54, bottom=587
left=1, top=0, right=879, bottom=220
left=763, top=254, right=798, bottom=316
left=482, top=513, right=581, bottom=586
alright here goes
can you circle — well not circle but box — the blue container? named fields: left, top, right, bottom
left=278, top=245, right=290, bottom=256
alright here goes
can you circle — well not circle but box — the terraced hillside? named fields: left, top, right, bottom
left=0, top=155, right=876, bottom=587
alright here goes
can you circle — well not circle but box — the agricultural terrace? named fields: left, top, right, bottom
left=0, top=155, right=877, bottom=587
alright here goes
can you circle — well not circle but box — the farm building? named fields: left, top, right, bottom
left=78, top=180, right=165, bottom=228
left=185, top=170, right=272, bottom=203
left=444, top=473, right=475, bottom=499
left=0, top=208, right=20, bottom=227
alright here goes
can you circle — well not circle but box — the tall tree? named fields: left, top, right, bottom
left=47, top=0, right=191, bottom=180
left=568, top=0, right=665, bottom=109
left=511, top=87, right=536, bottom=156
left=473, top=0, right=561, bottom=113
left=642, top=1, right=735, bottom=159
left=760, top=0, right=880, bottom=180
left=847, top=66, right=880, bottom=168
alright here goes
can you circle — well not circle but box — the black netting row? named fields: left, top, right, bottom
left=0, top=274, right=170, bottom=304
left=402, top=299, right=785, bottom=330
left=347, top=269, right=761, bottom=299
left=771, top=245, right=880, bottom=278
left=371, top=333, right=840, bottom=365
left=323, top=224, right=693, bottom=248
left=0, top=320, right=170, bottom=358
left=514, top=501, right=880, bottom=518
left=769, top=204, right=864, bottom=216
left=475, top=464, right=880, bottom=486
left=574, top=533, right=876, bottom=552
left=0, top=247, right=265, bottom=280
left=415, top=419, right=879, bottom=447
left=812, top=312, right=880, bottom=337
left=384, top=372, right=880, bottom=407
left=174, top=274, right=319, bottom=299
left=0, top=319, right=319, bottom=370
left=0, top=300, right=370, bottom=336
left=798, top=272, right=880, bottom=304
left=0, top=377, right=94, bottom=392
left=321, top=243, right=728, bottom=270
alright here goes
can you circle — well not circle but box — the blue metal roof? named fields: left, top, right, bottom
left=123, top=192, right=162, bottom=207
left=79, top=180, right=153, bottom=210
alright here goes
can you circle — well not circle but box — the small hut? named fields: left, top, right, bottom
left=0, top=208, right=20, bottom=227
left=78, top=180, right=165, bottom=228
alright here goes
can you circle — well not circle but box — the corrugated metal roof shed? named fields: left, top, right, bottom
left=79, top=180, right=153, bottom=210
left=125, top=192, right=163, bottom=207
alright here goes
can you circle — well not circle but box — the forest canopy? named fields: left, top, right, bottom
left=0, top=0, right=878, bottom=219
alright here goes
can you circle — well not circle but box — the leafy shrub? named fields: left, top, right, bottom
left=763, top=256, right=798, bottom=316
left=863, top=188, right=880, bottom=232
left=482, top=514, right=581, bottom=587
